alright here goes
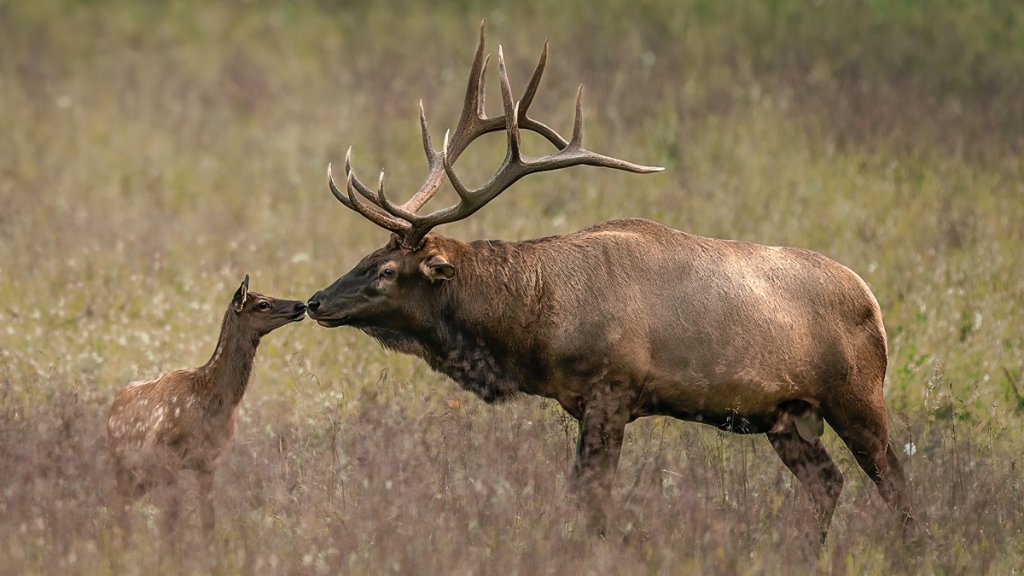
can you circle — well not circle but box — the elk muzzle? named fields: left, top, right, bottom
left=305, top=291, right=346, bottom=327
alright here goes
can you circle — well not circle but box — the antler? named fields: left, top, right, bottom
left=329, top=21, right=663, bottom=249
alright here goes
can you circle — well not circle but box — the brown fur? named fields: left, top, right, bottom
left=308, top=218, right=914, bottom=543
left=107, top=276, right=305, bottom=537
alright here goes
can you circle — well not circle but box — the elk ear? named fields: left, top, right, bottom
left=232, top=274, right=250, bottom=313
left=421, top=254, right=456, bottom=282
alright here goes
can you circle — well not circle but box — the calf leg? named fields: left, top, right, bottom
left=159, top=477, right=182, bottom=538
left=197, top=470, right=216, bottom=537
left=112, top=464, right=138, bottom=537
left=145, top=449, right=183, bottom=552
left=767, top=425, right=844, bottom=545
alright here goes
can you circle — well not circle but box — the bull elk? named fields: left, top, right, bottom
left=107, top=275, right=306, bottom=536
left=307, top=23, right=915, bottom=543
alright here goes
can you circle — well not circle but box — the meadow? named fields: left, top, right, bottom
left=1, top=1, right=1022, bottom=573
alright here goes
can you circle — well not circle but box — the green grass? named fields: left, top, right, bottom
left=1, top=1, right=1022, bottom=574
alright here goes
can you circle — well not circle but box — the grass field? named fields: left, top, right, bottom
left=1, top=1, right=1023, bottom=573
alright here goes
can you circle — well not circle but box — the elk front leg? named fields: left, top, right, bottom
left=146, top=448, right=183, bottom=554
left=157, top=474, right=183, bottom=558
left=573, top=400, right=627, bottom=535
left=197, top=469, right=216, bottom=537
left=112, top=462, right=140, bottom=539
left=766, top=425, right=844, bottom=547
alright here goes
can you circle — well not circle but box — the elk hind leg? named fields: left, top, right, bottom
left=824, top=396, right=915, bottom=536
left=767, top=408, right=844, bottom=545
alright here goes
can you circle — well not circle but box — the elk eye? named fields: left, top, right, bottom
left=382, top=267, right=396, bottom=279
left=258, top=301, right=270, bottom=311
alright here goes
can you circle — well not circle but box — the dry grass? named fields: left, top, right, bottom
left=1, top=1, right=1022, bottom=574
left=2, top=383, right=1022, bottom=574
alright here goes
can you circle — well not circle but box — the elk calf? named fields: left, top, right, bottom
left=107, top=275, right=306, bottom=536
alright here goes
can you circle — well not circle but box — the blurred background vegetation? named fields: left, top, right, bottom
left=0, top=0, right=1022, bottom=573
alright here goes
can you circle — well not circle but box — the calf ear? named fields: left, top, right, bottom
left=232, top=274, right=250, bottom=312
left=420, top=254, right=456, bottom=282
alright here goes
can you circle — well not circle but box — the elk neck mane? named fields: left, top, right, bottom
left=365, top=234, right=554, bottom=404
left=440, top=235, right=551, bottom=332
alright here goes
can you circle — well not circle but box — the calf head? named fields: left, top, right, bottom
left=231, top=274, right=307, bottom=336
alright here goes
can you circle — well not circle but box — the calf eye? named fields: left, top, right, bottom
left=258, top=301, right=270, bottom=311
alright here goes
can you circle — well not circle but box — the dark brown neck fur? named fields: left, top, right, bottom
left=370, top=236, right=547, bottom=403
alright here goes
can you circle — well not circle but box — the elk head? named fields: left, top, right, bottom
left=306, top=23, right=661, bottom=329
left=232, top=274, right=307, bottom=336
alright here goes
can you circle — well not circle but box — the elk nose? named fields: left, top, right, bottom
left=294, top=301, right=307, bottom=312
left=306, top=298, right=321, bottom=312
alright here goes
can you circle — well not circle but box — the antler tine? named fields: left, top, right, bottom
left=342, top=171, right=409, bottom=234
left=447, top=20, right=491, bottom=161
left=418, top=100, right=437, bottom=161
left=381, top=102, right=448, bottom=215
left=519, top=40, right=546, bottom=113
left=497, top=46, right=523, bottom=163
left=343, top=147, right=380, bottom=203
left=475, top=54, right=490, bottom=119
left=554, top=84, right=664, bottom=174
left=375, top=170, right=420, bottom=222
left=327, top=163, right=355, bottom=210
left=569, top=84, right=585, bottom=150
left=329, top=162, right=406, bottom=229
left=345, top=132, right=438, bottom=219
left=517, top=40, right=569, bottom=150
left=442, top=129, right=472, bottom=203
